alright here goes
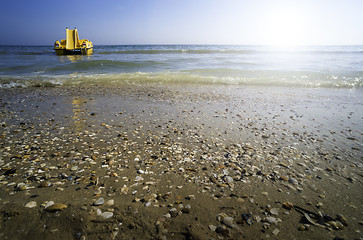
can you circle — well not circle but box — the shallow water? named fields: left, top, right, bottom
left=0, top=45, right=362, bottom=88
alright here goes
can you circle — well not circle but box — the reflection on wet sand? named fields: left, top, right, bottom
left=72, top=97, right=87, bottom=132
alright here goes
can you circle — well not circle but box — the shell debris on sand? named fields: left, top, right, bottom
left=44, top=203, right=68, bottom=212
left=25, top=201, right=37, bottom=208
left=0, top=86, right=361, bottom=240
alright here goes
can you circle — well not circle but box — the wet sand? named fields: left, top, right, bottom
left=0, top=84, right=362, bottom=240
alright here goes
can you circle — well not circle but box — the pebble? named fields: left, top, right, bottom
left=106, top=199, right=114, bottom=206
left=101, top=212, right=114, bottom=219
left=93, top=198, right=105, bottom=206
left=121, top=186, right=129, bottom=195
left=17, top=183, right=27, bottom=191
left=270, top=208, right=279, bottom=216
left=265, top=217, right=279, bottom=225
left=223, top=217, right=235, bottom=228
left=289, top=178, right=298, bottom=185
left=134, top=176, right=143, bottom=182
left=224, top=176, right=233, bottom=183
left=272, top=229, right=280, bottom=236
left=169, top=208, right=178, bottom=217
left=216, top=226, right=230, bottom=236
left=38, top=182, right=51, bottom=188
left=209, top=225, right=217, bottom=231
left=182, top=204, right=191, bottom=214
left=242, top=213, right=253, bottom=225
left=71, top=166, right=78, bottom=171
left=298, top=225, right=307, bottom=231
left=96, top=209, right=102, bottom=216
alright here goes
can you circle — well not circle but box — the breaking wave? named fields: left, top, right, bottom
left=1, top=71, right=362, bottom=88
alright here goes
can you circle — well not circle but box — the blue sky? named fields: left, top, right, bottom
left=0, top=0, right=362, bottom=45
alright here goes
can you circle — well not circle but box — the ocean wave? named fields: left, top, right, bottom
left=1, top=71, right=361, bottom=89
left=95, top=47, right=363, bottom=55
left=46, top=60, right=165, bottom=73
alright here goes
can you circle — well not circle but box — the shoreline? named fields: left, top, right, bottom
left=0, top=84, right=362, bottom=239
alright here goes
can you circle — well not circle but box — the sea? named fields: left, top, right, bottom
left=0, top=45, right=362, bottom=88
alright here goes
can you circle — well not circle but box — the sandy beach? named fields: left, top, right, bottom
left=0, top=83, right=362, bottom=240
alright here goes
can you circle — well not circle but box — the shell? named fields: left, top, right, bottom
left=45, top=203, right=68, bottom=212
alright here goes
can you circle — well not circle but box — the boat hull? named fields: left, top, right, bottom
left=55, top=48, right=93, bottom=56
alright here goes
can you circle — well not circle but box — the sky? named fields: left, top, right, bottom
left=0, top=0, right=362, bottom=45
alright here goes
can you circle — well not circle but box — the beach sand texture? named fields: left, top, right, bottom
left=0, top=84, right=362, bottom=239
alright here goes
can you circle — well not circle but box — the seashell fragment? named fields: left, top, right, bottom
left=25, top=201, right=37, bottom=208
left=45, top=203, right=67, bottom=212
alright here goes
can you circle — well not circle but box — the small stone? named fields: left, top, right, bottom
left=270, top=208, right=279, bottom=216
left=298, top=225, right=307, bottom=231
left=185, top=195, right=195, bottom=200
left=71, top=166, right=78, bottom=171
left=17, top=183, right=27, bottom=191
left=39, top=182, right=52, bottom=188
left=316, top=202, right=323, bottom=208
left=272, top=229, right=280, bottom=236
left=25, top=201, right=37, bottom=208
left=182, top=206, right=190, bottom=214
left=216, top=226, right=230, bottom=236
left=289, top=178, right=298, bottom=185
left=101, top=212, right=114, bottom=219
left=121, top=186, right=129, bottom=195
left=93, top=198, right=104, bottom=206
left=106, top=199, right=114, bottom=206
left=280, top=176, right=289, bottom=181
left=209, top=225, right=217, bottom=231
left=223, top=217, right=235, bottom=228
left=224, top=176, right=233, bottom=183
left=96, top=209, right=102, bottom=216
left=169, top=208, right=178, bottom=217
left=237, top=198, right=245, bottom=203
left=265, top=217, right=279, bottom=225
left=134, top=176, right=143, bottom=181
left=242, top=213, right=253, bottom=225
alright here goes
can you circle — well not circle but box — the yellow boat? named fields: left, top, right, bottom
left=54, top=27, right=93, bottom=55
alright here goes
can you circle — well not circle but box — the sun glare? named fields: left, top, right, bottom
left=264, top=5, right=310, bottom=46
